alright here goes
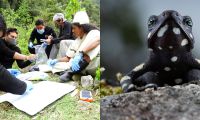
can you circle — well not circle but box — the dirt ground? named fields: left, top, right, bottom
left=101, top=82, right=200, bottom=120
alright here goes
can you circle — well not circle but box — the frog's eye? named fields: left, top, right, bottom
left=183, top=17, right=193, bottom=27
left=148, top=15, right=157, bottom=28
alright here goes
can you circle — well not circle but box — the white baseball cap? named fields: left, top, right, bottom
left=53, top=13, right=65, bottom=21
left=72, top=11, right=90, bottom=24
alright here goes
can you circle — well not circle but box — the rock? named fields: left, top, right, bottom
left=81, top=75, right=94, bottom=88
left=72, top=74, right=81, bottom=81
left=101, top=84, right=200, bottom=120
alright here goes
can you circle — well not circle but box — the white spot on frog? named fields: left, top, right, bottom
left=128, top=84, right=134, bottom=89
left=148, top=32, right=151, bottom=39
left=133, top=63, right=144, bottom=72
left=157, top=24, right=168, bottom=37
left=122, top=83, right=128, bottom=89
left=190, top=33, right=193, bottom=39
left=171, top=56, right=178, bottom=62
left=120, top=76, right=131, bottom=84
left=158, top=46, right=163, bottom=50
left=169, top=46, right=173, bottom=49
left=174, top=78, right=182, bottom=84
left=195, top=59, right=200, bottom=64
left=173, top=27, right=180, bottom=34
left=164, top=67, right=171, bottom=71
left=181, top=39, right=188, bottom=46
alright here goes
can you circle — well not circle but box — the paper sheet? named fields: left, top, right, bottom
left=0, top=81, right=76, bottom=116
left=38, top=62, right=70, bottom=74
left=16, top=71, right=49, bottom=81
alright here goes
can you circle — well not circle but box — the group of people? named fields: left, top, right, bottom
left=0, top=11, right=100, bottom=95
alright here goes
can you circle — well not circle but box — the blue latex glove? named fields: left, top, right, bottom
left=71, top=52, right=84, bottom=72
left=28, top=42, right=34, bottom=48
left=24, top=81, right=34, bottom=94
left=41, top=42, right=48, bottom=48
left=47, top=59, right=58, bottom=67
left=7, top=69, right=21, bottom=77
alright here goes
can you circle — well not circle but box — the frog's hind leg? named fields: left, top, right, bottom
left=134, top=72, right=158, bottom=86
left=134, top=72, right=159, bottom=91
left=120, top=72, right=158, bottom=92
left=185, top=69, right=200, bottom=83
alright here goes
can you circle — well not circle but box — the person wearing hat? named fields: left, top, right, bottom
left=44, top=13, right=74, bottom=59
left=28, top=19, right=57, bottom=58
left=47, top=11, right=100, bottom=82
left=0, top=14, right=33, bottom=95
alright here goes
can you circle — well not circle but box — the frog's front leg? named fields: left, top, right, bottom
left=185, top=58, right=200, bottom=82
left=185, top=69, right=200, bottom=82
left=120, top=62, right=158, bottom=92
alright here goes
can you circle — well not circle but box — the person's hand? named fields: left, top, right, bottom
left=24, top=81, right=34, bottom=94
left=47, top=59, right=58, bottom=67
left=41, top=42, right=48, bottom=48
left=28, top=42, right=34, bottom=48
left=44, top=38, right=52, bottom=45
left=71, top=52, right=84, bottom=72
left=7, top=69, right=21, bottom=77
left=27, top=54, right=36, bottom=62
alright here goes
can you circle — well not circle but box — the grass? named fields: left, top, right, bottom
left=0, top=73, right=100, bottom=120
left=100, top=80, right=122, bottom=98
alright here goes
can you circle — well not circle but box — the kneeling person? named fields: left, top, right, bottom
left=0, top=28, right=35, bottom=69
left=28, top=19, right=57, bottom=58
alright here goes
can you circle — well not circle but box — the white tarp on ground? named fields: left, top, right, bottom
left=0, top=81, right=76, bottom=116
left=38, top=62, right=70, bottom=74
left=16, top=71, right=49, bottom=81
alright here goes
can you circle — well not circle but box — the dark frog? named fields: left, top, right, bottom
left=121, top=10, right=200, bottom=93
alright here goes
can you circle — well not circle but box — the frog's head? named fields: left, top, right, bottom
left=147, top=10, right=194, bottom=52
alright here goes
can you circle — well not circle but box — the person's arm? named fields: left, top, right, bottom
left=51, top=22, right=73, bottom=44
left=51, top=27, right=57, bottom=38
left=15, top=48, right=32, bottom=69
left=28, top=29, right=36, bottom=43
left=13, top=52, right=30, bottom=61
left=0, top=64, right=26, bottom=94
left=58, top=56, right=71, bottom=62
left=82, top=36, right=100, bottom=53
left=44, top=27, right=57, bottom=45
left=0, top=39, right=35, bottom=61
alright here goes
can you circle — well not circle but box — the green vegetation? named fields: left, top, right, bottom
left=95, top=66, right=100, bottom=80
left=100, top=81, right=122, bottom=98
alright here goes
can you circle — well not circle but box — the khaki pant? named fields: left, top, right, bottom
left=49, top=40, right=74, bottom=59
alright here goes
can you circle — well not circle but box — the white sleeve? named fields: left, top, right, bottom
left=77, top=30, right=100, bottom=60
left=66, top=39, right=82, bottom=58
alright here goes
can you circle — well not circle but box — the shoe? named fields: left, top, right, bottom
left=59, top=70, right=73, bottom=83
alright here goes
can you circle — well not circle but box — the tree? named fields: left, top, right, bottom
left=82, top=0, right=100, bottom=27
